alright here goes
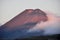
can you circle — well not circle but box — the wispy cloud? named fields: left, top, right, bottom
left=27, top=11, right=60, bottom=35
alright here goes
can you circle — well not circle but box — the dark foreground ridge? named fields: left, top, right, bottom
left=15, top=34, right=59, bottom=40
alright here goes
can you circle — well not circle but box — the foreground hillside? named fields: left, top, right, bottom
left=15, top=34, right=59, bottom=40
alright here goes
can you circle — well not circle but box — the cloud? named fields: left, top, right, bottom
left=0, top=23, right=2, bottom=26
left=27, top=11, right=60, bottom=35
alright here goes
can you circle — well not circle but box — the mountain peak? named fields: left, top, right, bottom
left=2, top=9, right=48, bottom=28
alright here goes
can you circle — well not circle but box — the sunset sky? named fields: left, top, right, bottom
left=0, top=0, right=60, bottom=25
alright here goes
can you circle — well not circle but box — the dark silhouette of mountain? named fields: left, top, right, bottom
left=16, top=34, right=59, bottom=40
left=0, top=22, right=44, bottom=39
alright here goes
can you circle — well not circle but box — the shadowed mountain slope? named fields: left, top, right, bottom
left=0, top=9, right=52, bottom=39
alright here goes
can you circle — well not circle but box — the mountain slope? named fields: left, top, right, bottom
left=0, top=9, right=60, bottom=39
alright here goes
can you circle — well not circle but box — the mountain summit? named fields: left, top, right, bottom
left=2, top=9, right=48, bottom=28
left=0, top=9, right=48, bottom=39
left=0, top=9, right=60, bottom=40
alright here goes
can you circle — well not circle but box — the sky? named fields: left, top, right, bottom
left=0, top=0, right=60, bottom=25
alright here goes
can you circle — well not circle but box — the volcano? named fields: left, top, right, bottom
left=0, top=9, right=48, bottom=38
left=2, top=9, right=48, bottom=28
left=0, top=9, right=59, bottom=40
